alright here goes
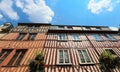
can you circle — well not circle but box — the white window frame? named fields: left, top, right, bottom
left=72, top=34, right=81, bottom=41
left=57, top=49, right=72, bottom=65
left=58, top=34, right=67, bottom=41
left=77, top=49, right=93, bottom=65
left=105, top=34, right=117, bottom=42
left=93, top=34, right=103, bottom=42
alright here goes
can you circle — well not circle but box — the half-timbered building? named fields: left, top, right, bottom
left=0, top=23, right=120, bottom=72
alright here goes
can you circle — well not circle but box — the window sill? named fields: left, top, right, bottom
left=109, top=40, right=117, bottom=42
left=58, top=40, right=67, bottom=42
left=56, top=63, right=72, bottom=66
left=2, top=65, right=19, bottom=67
left=96, top=40, right=104, bottom=42
left=73, top=40, right=82, bottom=42
left=79, top=62, right=94, bottom=66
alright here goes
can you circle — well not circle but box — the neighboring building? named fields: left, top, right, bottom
left=0, top=23, right=13, bottom=33
left=0, top=22, right=13, bottom=38
left=0, top=23, right=120, bottom=72
left=0, top=23, right=50, bottom=72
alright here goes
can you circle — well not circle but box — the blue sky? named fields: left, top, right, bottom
left=0, top=0, right=120, bottom=28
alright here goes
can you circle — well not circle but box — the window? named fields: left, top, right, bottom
left=105, top=49, right=117, bottom=56
left=28, top=33, right=37, bottom=40
left=57, top=49, right=71, bottom=65
left=58, top=34, right=67, bottom=41
left=77, top=49, right=93, bottom=64
left=7, top=49, right=27, bottom=66
left=72, top=34, right=81, bottom=41
left=105, top=34, right=116, bottom=41
left=67, top=26, right=72, bottom=30
left=85, top=27, right=90, bottom=30
left=0, top=49, right=12, bottom=64
left=16, top=33, right=26, bottom=40
left=96, top=27, right=101, bottom=30
left=58, top=26, right=64, bottom=30
left=93, top=34, right=103, bottom=41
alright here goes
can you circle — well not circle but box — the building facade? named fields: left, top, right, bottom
left=0, top=23, right=13, bottom=39
left=0, top=23, right=120, bottom=72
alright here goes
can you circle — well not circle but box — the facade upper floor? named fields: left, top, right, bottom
left=9, top=23, right=119, bottom=33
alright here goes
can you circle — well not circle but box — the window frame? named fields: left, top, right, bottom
left=58, top=26, right=64, bottom=30
left=96, top=27, right=101, bottom=30
left=72, top=34, right=81, bottom=42
left=104, top=48, right=118, bottom=56
left=7, top=49, right=27, bottom=66
left=57, top=49, right=72, bottom=65
left=16, top=33, right=26, bottom=40
left=77, top=49, right=94, bottom=65
left=0, top=49, right=13, bottom=64
left=58, top=34, right=67, bottom=41
left=105, top=34, right=117, bottom=42
left=67, top=26, right=73, bottom=30
left=85, top=27, right=91, bottom=30
left=93, top=34, right=103, bottom=42
left=28, top=33, right=37, bottom=40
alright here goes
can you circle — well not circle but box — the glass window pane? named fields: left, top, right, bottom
left=59, top=50, right=64, bottom=63
left=15, top=50, right=27, bottom=65
left=105, top=34, right=116, bottom=41
left=78, top=50, right=85, bottom=63
left=7, top=51, right=20, bottom=65
left=64, top=50, right=69, bottom=63
left=7, top=49, right=27, bottom=66
left=82, top=50, right=91, bottom=63
left=28, top=33, right=37, bottom=40
left=0, top=49, right=12, bottom=64
left=59, top=34, right=67, bottom=40
left=67, top=27, right=72, bottom=30
left=94, top=34, right=103, bottom=41
left=105, top=49, right=116, bottom=55
left=58, top=26, right=64, bottom=30
left=17, top=33, right=26, bottom=40
left=73, top=34, right=80, bottom=40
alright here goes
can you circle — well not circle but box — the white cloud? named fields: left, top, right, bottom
left=0, top=13, right=3, bottom=19
left=0, top=0, right=19, bottom=20
left=117, top=0, right=120, bottom=3
left=16, top=0, right=54, bottom=23
left=87, top=0, right=120, bottom=14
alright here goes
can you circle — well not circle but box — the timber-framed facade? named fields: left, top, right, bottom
left=0, top=23, right=120, bottom=72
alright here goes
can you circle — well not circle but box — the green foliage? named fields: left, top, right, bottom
left=99, top=51, right=120, bottom=71
left=29, top=53, right=45, bottom=72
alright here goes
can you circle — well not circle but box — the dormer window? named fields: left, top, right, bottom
left=96, top=27, right=101, bottom=30
left=58, top=26, right=64, bottom=30
left=85, top=27, right=90, bottom=30
left=67, top=26, right=72, bottom=30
